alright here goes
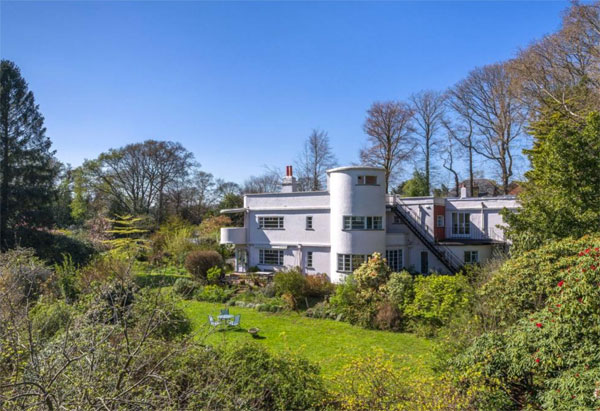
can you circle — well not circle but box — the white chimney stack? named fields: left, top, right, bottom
left=460, top=185, right=467, bottom=199
left=281, top=165, right=297, bottom=193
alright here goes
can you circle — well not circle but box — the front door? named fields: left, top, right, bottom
left=420, top=251, right=429, bottom=274
left=235, top=249, right=248, bottom=273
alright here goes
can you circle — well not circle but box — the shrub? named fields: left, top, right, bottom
left=373, top=301, right=403, bottom=331
left=405, top=274, right=473, bottom=335
left=304, top=301, right=338, bottom=319
left=184, top=250, right=223, bottom=283
left=0, top=248, right=52, bottom=306
left=51, top=254, right=80, bottom=302
left=114, top=288, right=191, bottom=340
left=478, top=235, right=592, bottom=330
left=30, top=299, right=74, bottom=341
left=206, top=266, right=222, bottom=285
left=455, top=238, right=600, bottom=409
left=150, top=217, right=200, bottom=266
left=354, top=252, right=390, bottom=293
left=260, top=282, right=276, bottom=298
left=273, top=268, right=307, bottom=303
left=172, top=278, right=200, bottom=299
left=9, top=227, right=96, bottom=266
left=305, top=273, right=335, bottom=298
left=386, top=271, right=414, bottom=314
left=220, top=343, right=328, bottom=410
left=195, top=285, right=234, bottom=303
left=331, top=349, right=492, bottom=411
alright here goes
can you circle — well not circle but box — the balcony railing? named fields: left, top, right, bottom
left=447, top=226, right=505, bottom=241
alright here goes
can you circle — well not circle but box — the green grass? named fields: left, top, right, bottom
left=180, top=300, right=435, bottom=379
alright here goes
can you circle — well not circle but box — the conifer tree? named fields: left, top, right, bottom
left=0, top=60, right=59, bottom=248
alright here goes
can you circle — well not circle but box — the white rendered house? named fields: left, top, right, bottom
left=220, top=166, right=518, bottom=283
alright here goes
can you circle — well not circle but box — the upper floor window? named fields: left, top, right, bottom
left=451, top=212, right=470, bottom=236
left=258, top=216, right=284, bottom=230
left=464, top=250, right=479, bottom=264
left=436, top=215, right=445, bottom=227
left=259, top=249, right=284, bottom=265
left=306, top=216, right=313, bottom=230
left=343, top=216, right=383, bottom=230
left=357, top=175, right=378, bottom=185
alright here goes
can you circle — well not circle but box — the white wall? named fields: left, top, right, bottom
left=445, top=197, right=518, bottom=240
left=328, top=167, right=387, bottom=283
left=247, top=209, right=330, bottom=246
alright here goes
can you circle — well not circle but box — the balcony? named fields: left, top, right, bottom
left=445, top=226, right=506, bottom=243
left=220, top=227, right=246, bottom=245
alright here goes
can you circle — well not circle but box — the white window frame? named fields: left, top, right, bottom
left=337, top=254, right=367, bottom=273
left=343, top=216, right=383, bottom=230
left=436, top=215, right=445, bottom=227
left=259, top=249, right=284, bottom=266
left=451, top=212, right=471, bottom=236
left=258, top=216, right=284, bottom=230
left=386, top=249, right=403, bottom=272
left=306, top=216, right=313, bottom=230
left=357, top=175, right=378, bottom=185
left=464, top=250, right=479, bottom=264
left=306, top=251, right=313, bottom=268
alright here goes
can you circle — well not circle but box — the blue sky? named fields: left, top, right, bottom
left=1, top=1, right=568, bottom=185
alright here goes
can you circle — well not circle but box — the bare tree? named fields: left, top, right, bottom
left=82, top=140, right=194, bottom=220
left=443, top=98, right=476, bottom=196
left=509, top=2, right=600, bottom=117
left=242, top=167, right=281, bottom=194
left=440, top=133, right=460, bottom=197
left=360, top=101, right=416, bottom=193
left=166, top=169, right=216, bottom=223
left=295, top=129, right=337, bottom=191
left=447, top=63, right=527, bottom=194
left=410, top=91, right=446, bottom=195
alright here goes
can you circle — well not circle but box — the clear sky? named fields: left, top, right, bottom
left=1, top=1, right=569, bottom=185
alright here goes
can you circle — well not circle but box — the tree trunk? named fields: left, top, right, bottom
left=0, top=108, right=9, bottom=250
left=468, top=145, right=474, bottom=197
left=425, top=143, right=430, bottom=195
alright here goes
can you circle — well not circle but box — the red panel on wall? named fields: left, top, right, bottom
left=434, top=205, right=445, bottom=241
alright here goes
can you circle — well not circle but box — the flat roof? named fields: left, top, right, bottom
left=326, top=165, right=385, bottom=174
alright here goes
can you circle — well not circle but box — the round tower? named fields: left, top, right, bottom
left=327, top=166, right=386, bottom=283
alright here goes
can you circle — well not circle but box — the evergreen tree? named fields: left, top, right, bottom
left=503, top=106, right=600, bottom=252
left=395, top=170, right=429, bottom=197
left=0, top=60, right=59, bottom=248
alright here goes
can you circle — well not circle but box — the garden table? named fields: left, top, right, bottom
left=218, top=314, right=234, bottom=321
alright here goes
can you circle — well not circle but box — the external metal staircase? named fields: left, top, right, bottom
left=389, top=198, right=463, bottom=274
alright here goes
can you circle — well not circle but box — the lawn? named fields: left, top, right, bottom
left=180, top=300, right=435, bottom=380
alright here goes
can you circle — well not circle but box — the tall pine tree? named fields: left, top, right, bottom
left=0, top=60, right=59, bottom=249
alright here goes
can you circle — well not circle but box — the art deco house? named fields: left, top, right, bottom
left=220, top=166, right=518, bottom=283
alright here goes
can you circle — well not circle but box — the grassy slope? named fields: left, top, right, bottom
left=180, top=300, right=435, bottom=379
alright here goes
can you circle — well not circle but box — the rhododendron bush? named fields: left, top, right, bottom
left=455, top=236, right=600, bottom=408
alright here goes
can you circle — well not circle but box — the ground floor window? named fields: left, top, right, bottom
left=337, top=254, right=366, bottom=273
left=386, top=249, right=403, bottom=272
left=259, top=249, right=284, bottom=266
left=306, top=251, right=313, bottom=268
left=464, top=250, right=479, bottom=264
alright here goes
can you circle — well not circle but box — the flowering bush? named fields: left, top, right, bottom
left=353, top=252, right=390, bottom=293
left=478, top=235, right=590, bottom=329
left=455, top=237, right=600, bottom=409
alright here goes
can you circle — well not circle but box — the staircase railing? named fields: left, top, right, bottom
left=392, top=197, right=463, bottom=273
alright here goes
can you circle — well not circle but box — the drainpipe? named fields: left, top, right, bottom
left=481, top=202, right=486, bottom=238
